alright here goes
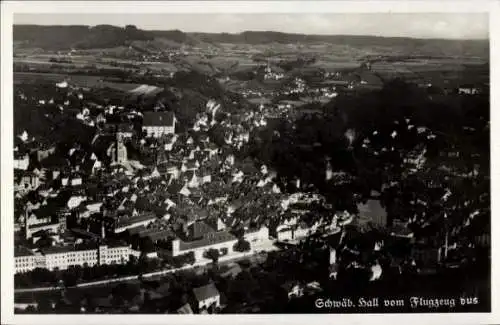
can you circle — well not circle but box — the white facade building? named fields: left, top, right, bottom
left=14, top=244, right=140, bottom=273
left=142, top=112, right=176, bottom=138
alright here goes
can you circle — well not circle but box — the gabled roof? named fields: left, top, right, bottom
left=176, top=303, right=194, bottom=314
left=188, top=221, right=215, bottom=239
left=192, top=283, right=220, bottom=302
left=142, top=111, right=175, bottom=127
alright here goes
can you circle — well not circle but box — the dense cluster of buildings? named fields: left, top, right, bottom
left=14, top=77, right=398, bottom=278
left=13, top=82, right=323, bottom=275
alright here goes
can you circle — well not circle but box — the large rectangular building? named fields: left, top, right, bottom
left=14, top=244, right=140, bottom=273
left=142, top=111, right=176, bottom=138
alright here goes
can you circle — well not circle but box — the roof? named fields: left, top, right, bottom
left=70, top=228, right=100, bottom=239
left=116, top=212, right=157, bottom=227
left=138, top=229, right=174, bottom=241
left=176, top=303, right=194, bottom=314
left=357, top=199, right=387, bottom=219
left=221, top=264, right=243, bottom=278
left=15, top=246, right=34, bottom=257
left=188, top=221, right=215, bottom=239
left=192, top=283, right=220, bottom=302
left=142, top=111, right=175, bottom=127
left=179, top=230, right=235, bottom=251
left=116, top=123, right=134, bottom=132
left=41, top=243, right=99, bottom=255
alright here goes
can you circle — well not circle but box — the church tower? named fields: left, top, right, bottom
left=114, top=133, right=127, bottom=164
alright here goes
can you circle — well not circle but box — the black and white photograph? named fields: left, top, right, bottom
left=1, top=1, right=498, bottom=324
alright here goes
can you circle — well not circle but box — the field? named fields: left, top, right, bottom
left=14, top=72, right=143, bottom=92
left=371, top=58, right=489, bottom=86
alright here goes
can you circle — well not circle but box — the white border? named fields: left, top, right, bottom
left=1, top=1, right=499, bottom=325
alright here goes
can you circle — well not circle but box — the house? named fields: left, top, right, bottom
left=356, top=199, right=388, bottom=228
left=276, top=227, right=294, bottom=241
left=199, top=168, right=212, bottom=184
left=171, top=220, right=237, bottom=261
left=114, top=212, right=157, bottom=233
left=36, top=145, right=57, bottom=162
left=70, top=174, right=83, bottom=186
left=192, top=283, right=220, bottom=311
left=390, top=219, right=414, bottom=238
left=15, top=171, right=41, bottom=193
left=245, top=226, right=269, bottom=243
left=116, top=123, right=134, bottom=138
left=26, top=217, right=64, bottom=240
left=281, top=282, right=304, bottom=300
left=14, top=153, right=30, bottom=170
left=81, top=157, right=102, bottom=175
left=220, top=263, right=243, bottom=279
left=142, top=111, right=176, bottom=138
left=458, top=85, right=480, bottom=95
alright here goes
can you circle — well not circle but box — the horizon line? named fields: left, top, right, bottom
left=13, top=24, right=490, bottom=42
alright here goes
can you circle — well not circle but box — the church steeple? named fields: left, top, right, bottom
left=115, top=133, right=127, bottom=164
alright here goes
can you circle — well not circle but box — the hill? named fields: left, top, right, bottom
left=13, top=24, right=153, bottom=50
left=13, top=25, right=489, bottom=58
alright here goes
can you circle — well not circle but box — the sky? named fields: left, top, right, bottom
left=14, top=13, right=489, bottom=40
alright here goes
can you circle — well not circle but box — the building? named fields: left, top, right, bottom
left=36, top=146, right=57, bottom=162
left=171, top=220, right=237, bottom=261
left=24, top=209, right=67, bottom=240
left=356, top=199, right=388, bottom=228
left=14, top=153, right=30, bottom=170
left=14, top=243, right=140, bottom=273
left=107, top=134, right=128, bottom=165
left=192, top=283, right=220, bottom=311
left=142, top=111, right=176, bottom=138
left=245, top=226, right=269, bottom=242
left=281, top=282, right=304, bottom=300
left=114, top=212, right=157, bottom=233
left=116, top=123, right=134, bottom=139
left=15, top=171, right=40, bottom=193
left=14, top=247, right=45, bottom=273
left=458, top=85, right=480, bottom=95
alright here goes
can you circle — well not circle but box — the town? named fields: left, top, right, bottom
left=12, top=22, right=490, bottom=314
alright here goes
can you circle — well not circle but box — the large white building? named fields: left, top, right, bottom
left=142, top=111, right=176, bottom=138
left=14, top=244, right=140, bottom=273
left=171, top=220, right=238, bottom=261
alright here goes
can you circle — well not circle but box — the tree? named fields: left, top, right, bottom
left=204, top=248, right=220, bottom=264
left=139, top=236, right=155, bottom=253
left=233, top=239, right=251, bottom=252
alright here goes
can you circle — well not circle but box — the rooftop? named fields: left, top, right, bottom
left=357, top=199, right=387, bottom=219
left=179, top=230, right=235, bottom=251
left=188, top=221, right=215, bottom=240
left=176, top=303, right=194, bottom=314
left=15, top=246, right=35, bottom=257
left=192, top=283, right=220, bottom=302
left=142, top=111, right=175, bottom=127
left=116, top=212, right=157, bottom=227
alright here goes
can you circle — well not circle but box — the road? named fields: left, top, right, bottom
left=14, top=239, right=280, bottom=293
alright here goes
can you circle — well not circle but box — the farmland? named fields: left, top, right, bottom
left=14, top=72, right=143, bottom=92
